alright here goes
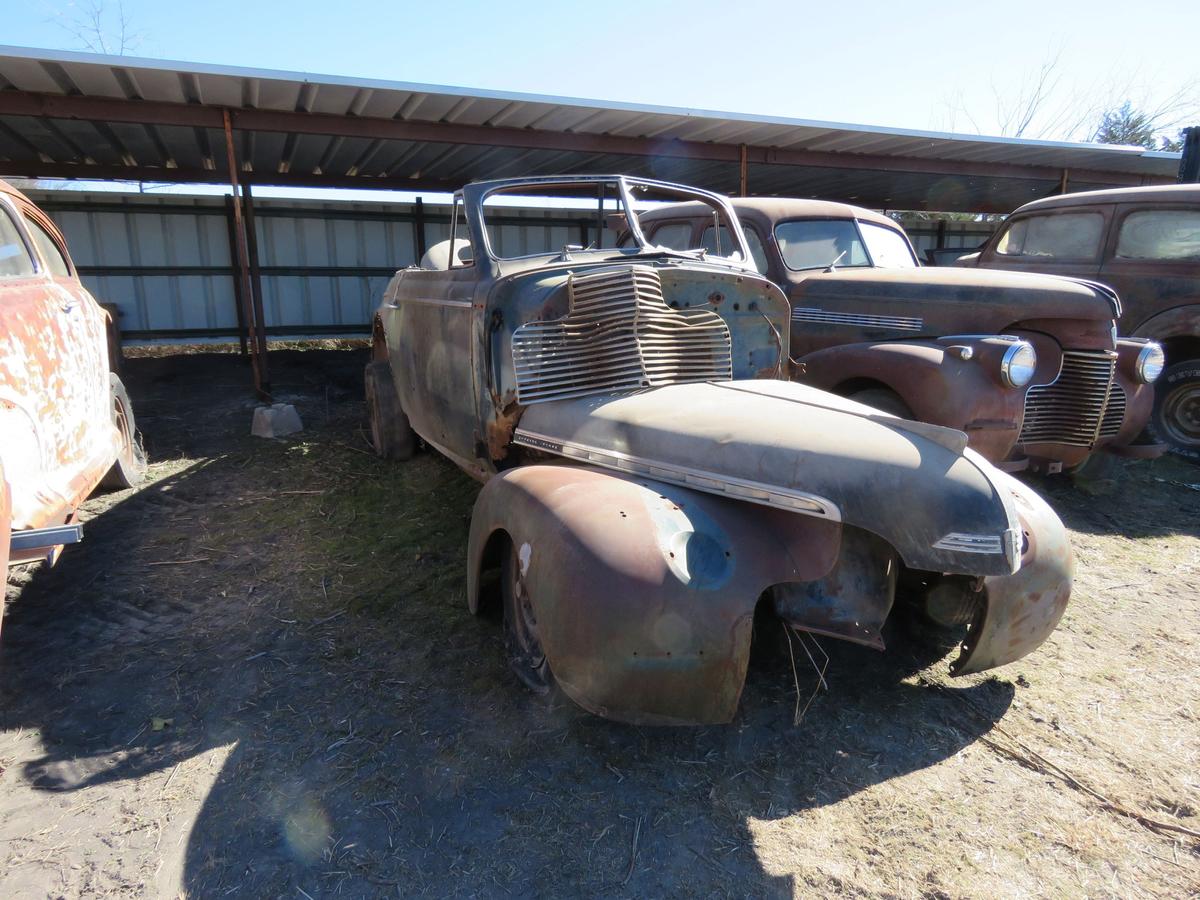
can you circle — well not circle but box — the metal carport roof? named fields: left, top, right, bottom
left=0, top=45, right=1183, bottom=213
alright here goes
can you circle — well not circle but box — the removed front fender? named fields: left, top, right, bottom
left=467, top=463, right=843, bottom=725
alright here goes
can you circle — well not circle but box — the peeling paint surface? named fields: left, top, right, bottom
left=0, top=182, right=122, bottom=541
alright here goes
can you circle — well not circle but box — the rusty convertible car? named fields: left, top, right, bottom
left=957, top=184, right=1200, bottom=459
left=631, top=198, right=1166, bottom=474
left=366, top=175, right=1074, bottom=725
left=1, top=179, right=144, bottom=586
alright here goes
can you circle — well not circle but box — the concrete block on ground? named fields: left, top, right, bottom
left=251, top=403, right=303, bottom=438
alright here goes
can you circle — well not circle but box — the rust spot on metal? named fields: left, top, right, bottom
left=486, top=394, right=521, bottom=461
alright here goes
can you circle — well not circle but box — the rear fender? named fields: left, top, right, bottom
left=951, top=469, right=1074, bottom=674
left=467, top=463, right=842, bottom=725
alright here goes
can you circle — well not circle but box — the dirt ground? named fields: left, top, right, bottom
left=1, top=349, right=1197, bottom=899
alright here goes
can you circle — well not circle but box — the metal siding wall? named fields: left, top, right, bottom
left=30, top=191, right=747, bottom=340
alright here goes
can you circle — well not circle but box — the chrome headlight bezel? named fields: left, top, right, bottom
left=1000, top=341, right=1037, bottom=388
left=1135, top=342, right=1165, bottom=384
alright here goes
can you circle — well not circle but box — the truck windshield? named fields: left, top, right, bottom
left=775, top=218, right=917, bottom=270
left=775, top=219, right=871, bottom=270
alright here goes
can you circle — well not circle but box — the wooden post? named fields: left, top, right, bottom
left=223, top=194, right=249, bottom=356
left=738, top=144, right=749, bottom=196
left=413, top=196, right=427, bottom=262
left=222, top=108, right=270, bottom=399
left=1059, top=169, right=1070, bottom=194
left=242, top=183, right=270, bottom=371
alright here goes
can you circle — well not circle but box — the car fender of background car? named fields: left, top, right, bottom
left=956, top=184, right=1200, bottom=459
left=0, top=179, right=145, bottom=593
left=365, top=175, right=1075, bottom=725
left=630, top=198, right=1167, bottom=476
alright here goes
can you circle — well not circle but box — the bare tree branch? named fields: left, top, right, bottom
left=45, top=0, right=146, bottom=56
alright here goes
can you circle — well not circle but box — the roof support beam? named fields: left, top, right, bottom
left=0, top=90, right=1170, bottom=188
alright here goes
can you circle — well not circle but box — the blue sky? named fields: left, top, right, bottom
left=6, top=0, right=1199, bottom=140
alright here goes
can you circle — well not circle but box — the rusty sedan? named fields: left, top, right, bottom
left=631, top=198, right=1165, bottom=475
left=366, top=175, right=1074, bottom=725
left=1, top=180, right=144, bottom=590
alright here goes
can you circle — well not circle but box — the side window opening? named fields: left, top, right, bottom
left=23, top=215, right=72, bottom=277
left=741, top=226, right=769, bottom=274
left=647, top=222, right=693, bottom=251
left=0, top=207, right=35, bottom=278
left=994, top=212, right=1104, bottom=260
left=1115, top=209, right=1200, bottom=261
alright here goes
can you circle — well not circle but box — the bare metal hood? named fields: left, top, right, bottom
left=513, top=379, right=1024, bottom=577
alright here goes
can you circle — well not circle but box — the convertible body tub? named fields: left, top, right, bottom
left=369, top=174, right=1075, bottom=725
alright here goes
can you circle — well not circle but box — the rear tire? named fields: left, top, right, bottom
left=501, top=541, right=556, bottom=695
left=1150, top=360, right=1200, bottom=460
left=848, top=387, right=914, bottom=419
left=364, top=361, right=416, bottom=460
left=100, top=373, right=146, bottom=489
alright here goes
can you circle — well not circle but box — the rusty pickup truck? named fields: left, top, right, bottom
left=366, top=175, right=1074, bottom=725
left=957, top=184, right=1200, bottom=459
left=1, top=179, right=144, bottom=589
left=631, top=198, right=1165, bottom=474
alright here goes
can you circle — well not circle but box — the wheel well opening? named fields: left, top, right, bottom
left=474, top=528, right=511, bottom=621
left=1160, top=335, right=1200, bottom=367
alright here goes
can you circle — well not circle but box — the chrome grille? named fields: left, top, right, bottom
left=1018, top=350, right=1120, bottom=447
left=510, top=266, right=732, bottom=404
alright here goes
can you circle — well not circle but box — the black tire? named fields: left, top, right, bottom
left=848, top=387, right=914, bottom=419
left=501, top=541, right=556, bottom=695
left=100, top=373, right=146, bottom=489
left=1150, top=360, right=1200, bottom=460
left=364, top=361, right=416, bottom=460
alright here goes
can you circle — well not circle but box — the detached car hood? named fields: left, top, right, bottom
left=513, top=379, right=1022, bottom=577
left=790, top=266, right=1119, bottom=333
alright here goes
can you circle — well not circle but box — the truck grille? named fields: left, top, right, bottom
left=1018, top=350, right=1121, bottom=447
left=511, top=266, right=732, bottom=404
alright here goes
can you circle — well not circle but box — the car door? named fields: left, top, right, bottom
left=0, top=197, right=85, bottom=525
left=18, top=202, right=113, bottom=485
left=1099, top=201, right=1200, bottom=336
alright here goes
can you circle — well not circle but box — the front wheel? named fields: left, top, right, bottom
left=1151, top=360, right=1200, bottom=460
left=501, top=540, right=556, bottom=695
left=100, top=373, right=146, bottom=489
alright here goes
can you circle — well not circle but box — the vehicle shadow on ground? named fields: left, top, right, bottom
left=1025, top=454, right=1200, bottom=540
left=1, top=351, right=1015, bottom=897
left=0, top=467, right=1013, bottom=897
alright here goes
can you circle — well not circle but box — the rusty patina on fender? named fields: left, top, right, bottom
left=467, top=463, right=842, bottom=725
left=952, top=470, right=1075, bottom=675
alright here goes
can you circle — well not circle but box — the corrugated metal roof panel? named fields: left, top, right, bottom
left=0, top=45, right=1182, bottom=212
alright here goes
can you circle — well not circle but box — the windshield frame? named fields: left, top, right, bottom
left=773, top=215, right=918, bottom=271
left=467, top=175, right=753, bottom=267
